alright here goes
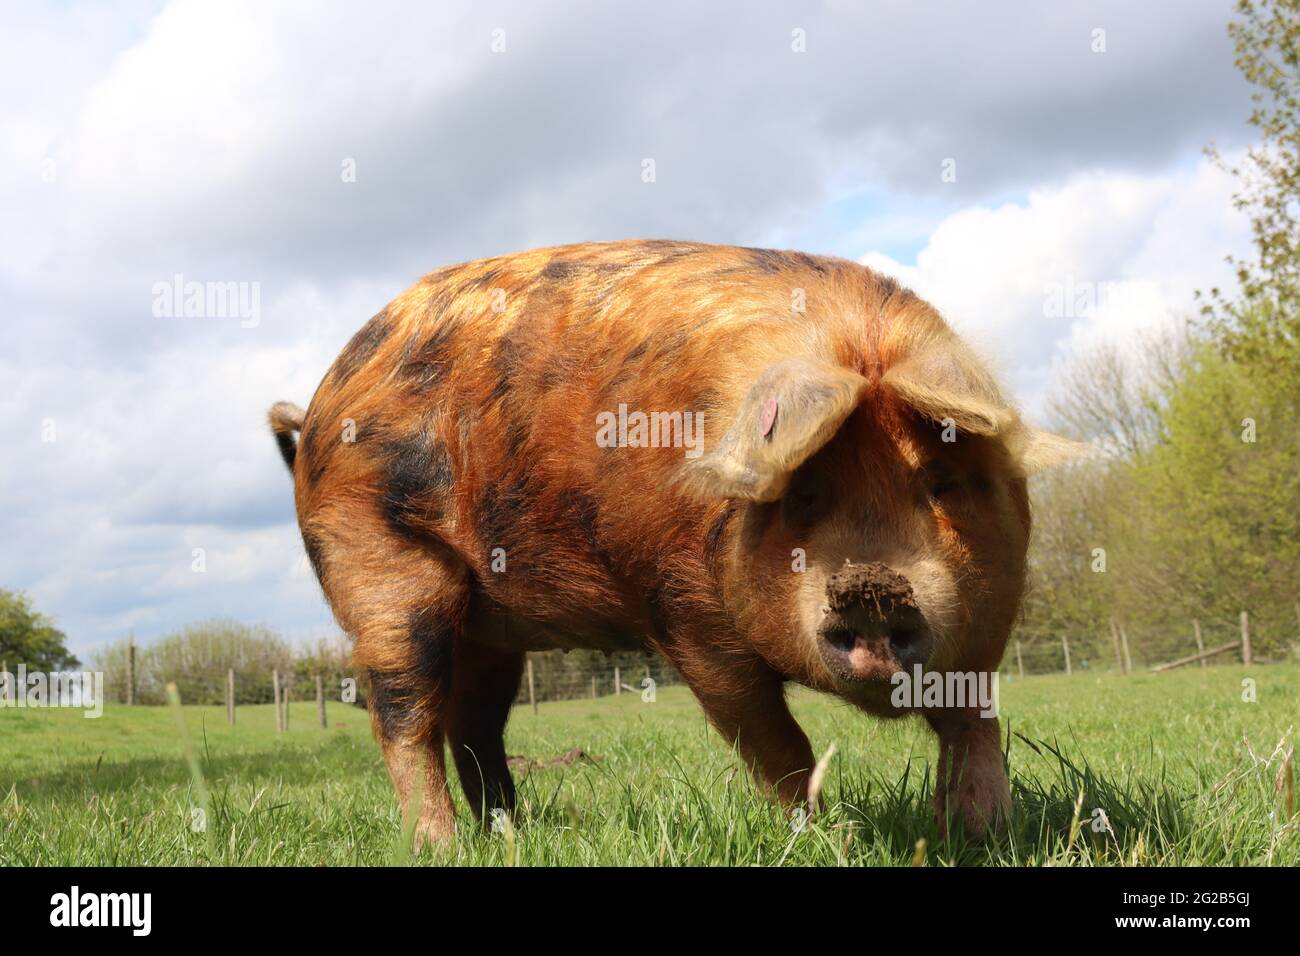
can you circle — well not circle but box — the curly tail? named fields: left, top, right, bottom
left=268, top=401, right=306, bottom=471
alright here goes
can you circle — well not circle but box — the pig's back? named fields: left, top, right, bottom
left=296, top=241, right=888, bottom=630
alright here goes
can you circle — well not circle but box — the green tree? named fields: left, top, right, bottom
left=1203, top=0, right=1300, bottom=378
left=0, top=589, right=79, bottom=671
left=93, top=619, right=293, bottom=705
left=1116, top=342, right=1298, bottom=655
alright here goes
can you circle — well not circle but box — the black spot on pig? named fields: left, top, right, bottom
left=478, top=478, right=529, bottom=555
left=333, top=310, right=393, bottom=387
left=380, top=432, right=453, bottom=539
left=368, top=611, right=451, bottom=741
left=400, top=320, right=460, bottom=393
left=562, top=490, right=611, bottom=570
left=703, top=504, right=736, bottom=570
left=301, top=528, right=328, bottom=586
left=541, top=260, right=590, bottom=280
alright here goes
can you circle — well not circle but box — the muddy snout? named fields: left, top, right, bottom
left=818, top=561, right=932, bottom=683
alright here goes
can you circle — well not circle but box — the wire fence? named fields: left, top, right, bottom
left=30, top=646, right=686, bottom=717
left=512, top=651, right=684, bottom=706
left=1008, top=606, right=1300, bottom=676
left=11, top=605, right=1296, bottom=719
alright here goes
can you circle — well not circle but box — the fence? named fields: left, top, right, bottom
left=43, top=603, right=1300, bottom=723
left=1008, top=606, right=1300, bottom=677
left=511, top=651, right=683, bottom=712
left=69, top=647, right=682, bottom=729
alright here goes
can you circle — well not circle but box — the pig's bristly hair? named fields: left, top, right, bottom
left=262, top=240, right=1065, bottom=842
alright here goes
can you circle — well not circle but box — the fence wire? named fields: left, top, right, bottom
left=64, top=608, right=1300, bottom=709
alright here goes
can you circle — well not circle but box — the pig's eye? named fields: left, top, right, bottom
left=924, top=464, right=961, bottom=503
left=781, top=470, right=830, bottom=529
left=929, top=478, right=959, bottom=501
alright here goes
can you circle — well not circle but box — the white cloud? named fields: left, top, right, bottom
left=859, top=156, right=1251, bottom=416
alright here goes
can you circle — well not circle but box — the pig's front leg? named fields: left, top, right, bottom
left=668, top=645, right=816, bottom=808
left=925, top=708, right=1011, bottom=838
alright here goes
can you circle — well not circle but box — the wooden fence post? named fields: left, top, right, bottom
left=227, top=668, right=235, bottom=725
left=1193, top=620, right=1205, bottom=668
left=1119, top=625, right=1133, bottom=675
left=1015, top=640, right=1024, bottom=678
left=1240, top=610, right=1252, bottom=665
left=591, top=675, right=597, bottom=698
left=527, top=658, right=537, bottom=716
left=1062, top=635, right=1072, bottom=675
left=273, top=669, right=283, bottom=733
left=316, top=674, right=326, bottom=729
left=614, top=666, right=621, bottom=695
left=126, top=640, right=136, bottom=706
left=1110, top=619, right=1124, bottom=673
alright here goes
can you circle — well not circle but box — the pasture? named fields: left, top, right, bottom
left=1, top=665, right=1296, bottom=866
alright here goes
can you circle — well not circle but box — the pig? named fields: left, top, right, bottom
left=268, top=240, right=1076, bottom=846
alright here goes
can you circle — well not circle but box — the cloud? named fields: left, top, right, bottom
left=859, top=156, right=1251, bottom=416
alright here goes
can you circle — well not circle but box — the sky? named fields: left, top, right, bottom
left=0, top=1, right=1256, bottom=659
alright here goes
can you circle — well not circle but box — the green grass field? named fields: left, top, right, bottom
left=1, top=665, right=1296, bottom=866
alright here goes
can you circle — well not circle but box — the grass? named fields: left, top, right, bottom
left=1, top=664, right=1296, bottom=866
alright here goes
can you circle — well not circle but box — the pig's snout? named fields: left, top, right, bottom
left=818, top=561, right=932, bottom=683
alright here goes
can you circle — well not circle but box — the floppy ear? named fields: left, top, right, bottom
left=1005, top=426, right=1096, bottom=475
left=881, top=342, right=1016, bottom=436
left=883, top=338, right=1093, bottom=474
left=681, top=357, right=869, bottom=501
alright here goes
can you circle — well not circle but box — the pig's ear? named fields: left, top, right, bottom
left=681, top=357, right=869, bottom=502
left=883, top=340, right=1095, bottom=473
left=881, top=346, right=1017, bottom=437
left=1005, top=426, right=1096, bottom=475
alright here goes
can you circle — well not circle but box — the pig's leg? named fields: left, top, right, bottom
left=446, top=640, right=525, bottom=824
left=925, top=708, right=1010, bottom=838
left=367, top=707, right=456, bottom=849
left=363, top=627, right=459, bottom=849
left=668, top=646, right=815, bottom=807
left=342, top=549, right=469, bottom=849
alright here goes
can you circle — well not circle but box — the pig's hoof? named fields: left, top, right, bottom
left=935, top=783, right=1011, bottom=839
left=411, top=816, right=457, bottom=853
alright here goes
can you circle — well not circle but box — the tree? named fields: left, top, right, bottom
left=1021, top=311, right=1299, bottom=667
left=0, top=589, right=79, bottom=671
left=1203, top=0, right=1300, bottom=377
left=1045, top=326, right=1186, bottom=460
left=1021, top=327, right=1191, bottom=666
left=93, top=619, right=292, bottom=705
left=1126, top=342, right=1300, bottom=645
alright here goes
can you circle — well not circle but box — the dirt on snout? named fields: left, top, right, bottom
left=506, top=748, right=599, bottom=772
left=825, top=561, right=919, bottom=617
